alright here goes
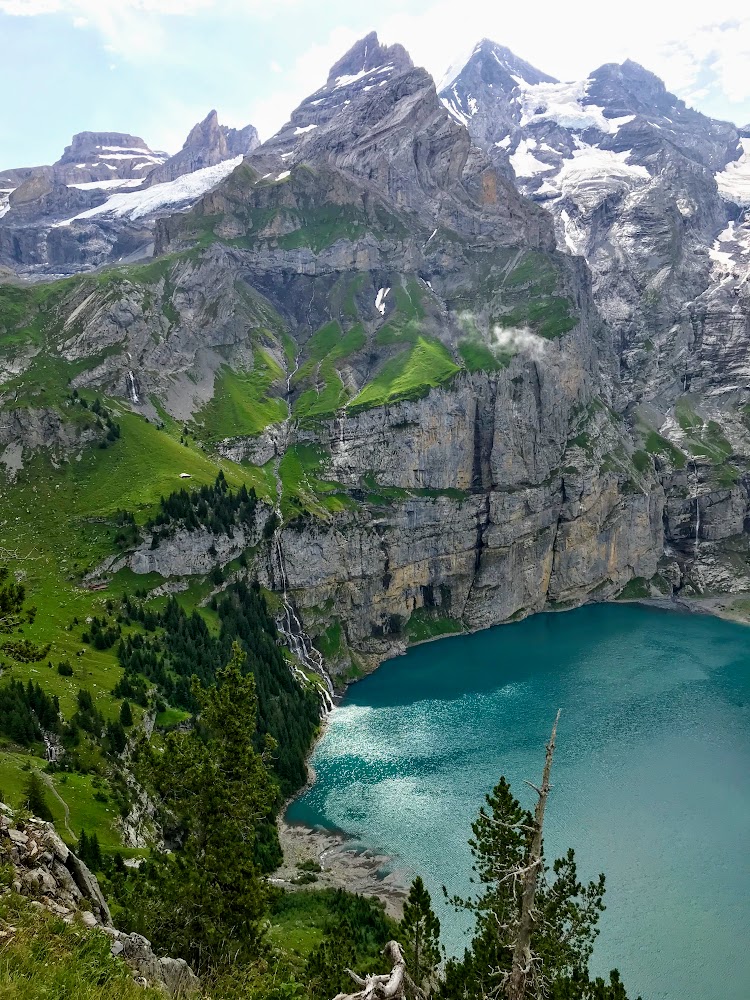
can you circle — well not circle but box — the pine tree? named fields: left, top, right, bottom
left=22, top=772, right=53, bottom=821
left=441, top=758, right=633, bottom=1000
left=400, top=876, right=441, bottom=990
left=119, top=700, right=133, bottom=727
left=131, top=641, right=278, bottom=971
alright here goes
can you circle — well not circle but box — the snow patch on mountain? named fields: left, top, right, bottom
left=708, top=219, right=750, bottom=280
left=69, top=179, right=145, bottom=192
left=57, top=156, right=244, bottom=225
left=440, top=91, right=471, bottom=127
left=333, top=64, right=394, bottom=89
left=534, top=146, right=650, bottom=207
left=0, top=189, right=14, bottom=220
left=510, top=139, right=555, bottom=178
left=438, top=42, right=481, bottom=92
left=715, top=138, right=750, bottom=206
left=517, top=78, right=635, bottom=134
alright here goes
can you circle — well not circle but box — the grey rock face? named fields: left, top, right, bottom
left=262, top=31, right=414, bottom=160
left=145, top=110, right=259, bottom=186
left=0, top=804, right=199, bottom=997
left=53, top=131, right=167, bottom=183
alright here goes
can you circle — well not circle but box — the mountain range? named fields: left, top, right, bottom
left=2, top=30, right=750, bottom=679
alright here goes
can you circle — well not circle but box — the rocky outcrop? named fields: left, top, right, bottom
left=0, top=804, right=199, bottom=997
left=0, top=406, right=99, bottom=478
left=108, top=515, right=269, bottom=579
left=145, top=111, right=259, bottom=186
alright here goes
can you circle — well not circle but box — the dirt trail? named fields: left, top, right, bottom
left=40, top=772, right=75, bottom=841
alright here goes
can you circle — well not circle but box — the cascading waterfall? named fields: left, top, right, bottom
left=693, top=461, right=701, bottom=555
left=269, top=369, right=334, bottom=713
left=127, top=371, right=139, bottom=404
left=272, top=526, right=334, bottom=713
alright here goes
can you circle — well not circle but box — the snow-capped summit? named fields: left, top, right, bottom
left=53, top=131, right=168, bottom=183
left=325, top=30, right=412, bottom=89
left=439, top=38, right=554, bottom=96
left=437, top=40, right=555, bottom=176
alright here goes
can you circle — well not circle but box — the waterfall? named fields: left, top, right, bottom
left=264, top=345, right=334, bottom=713
left=269, top=439, right=333, bottom=712
left=693, top=461, right=701, bottom=555
left=127, top=371, right=139, bottom=404
left=272, top=528, right=334, bottom=713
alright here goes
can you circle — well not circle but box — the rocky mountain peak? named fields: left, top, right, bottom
left=49, top=130, right=167, bottom=184
left=182, top=109, right=223, bottom=150
left=56, top=130, right=153, bottom=165
left=144, top=111, right=259, bottom=187
left=441, top=38, right=555, bottom=95
left=260, top=32, right=417, bottom=161
left=325, top=31, right=413, bottom=88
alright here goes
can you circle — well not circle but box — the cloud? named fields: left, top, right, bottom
left=492, top=325, right=548, bottom=361
left=0, top=0, right=300, bottom=59
left=457, top=312, right=548, bottom=363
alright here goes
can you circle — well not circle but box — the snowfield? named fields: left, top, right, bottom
left=715, top=139, right=750, bottom=206
left=69, top=178, right=145, bottom=192
left=0, top=188, right=14, bottom=220
left=510, top=138, right=555, bottom=178
left=516, top=78, right=635, bottom=134
left=57, top=156, right=245, bottom=225
left=533, top=145, right=650, bottom=209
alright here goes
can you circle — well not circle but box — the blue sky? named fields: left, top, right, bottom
left=1, top=0, right=749, bottom=167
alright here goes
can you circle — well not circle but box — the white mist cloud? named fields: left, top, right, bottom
left=492, top=326, right=548, bottom=361
left=458, top=312, right=549, bottom=363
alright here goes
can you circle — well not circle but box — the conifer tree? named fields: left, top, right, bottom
left=131, top=641, right=278, bottom=971
left=400, top=876, right=441, bottom=991
left=441, top=717, right=634, bottom=1000
left=22, top=772, right=52, bottom=821
left=119, top=700, right=133, bottom=727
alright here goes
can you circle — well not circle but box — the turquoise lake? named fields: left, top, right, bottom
left=287, top=604, right=750, bottom=1000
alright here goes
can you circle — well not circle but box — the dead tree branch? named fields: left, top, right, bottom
left=334, top=941, right=407, bottom=1000
left=505, top=709, right=561, bottom=1000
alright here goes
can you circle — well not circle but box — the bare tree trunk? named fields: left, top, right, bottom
left=505, top=710, right=561, bottom=1000
left=334, top=940, right=407, bottom=1000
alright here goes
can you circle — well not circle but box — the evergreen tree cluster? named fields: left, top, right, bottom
left=112, top=510, right=138, bottom=549
left=21, top=771, right=53, bottom=822
left=91, top=396, right=120, bottom=448
left=69, top=393, right=122, bottom=448
left=0, top=565, right=50, bottom=664
left=82, top=615, right=121, bottom=650
left=124, top=644, right=279, bottom=972
left=78, top=829, right=103, bottom=871
left=0, top=679, right=60, bottom=746
left=72, top=688, right=105, bottom=738
left=146, top=472, right=257, bottom=547
left=117, top=581, right=319, bottom=795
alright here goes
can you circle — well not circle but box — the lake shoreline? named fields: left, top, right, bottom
left=274, top=817, right=411, bottom=919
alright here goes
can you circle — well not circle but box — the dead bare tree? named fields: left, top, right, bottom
left=504, top=709, right=561, bottom=1000
left=333, top=940, right=407, bottom=1000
